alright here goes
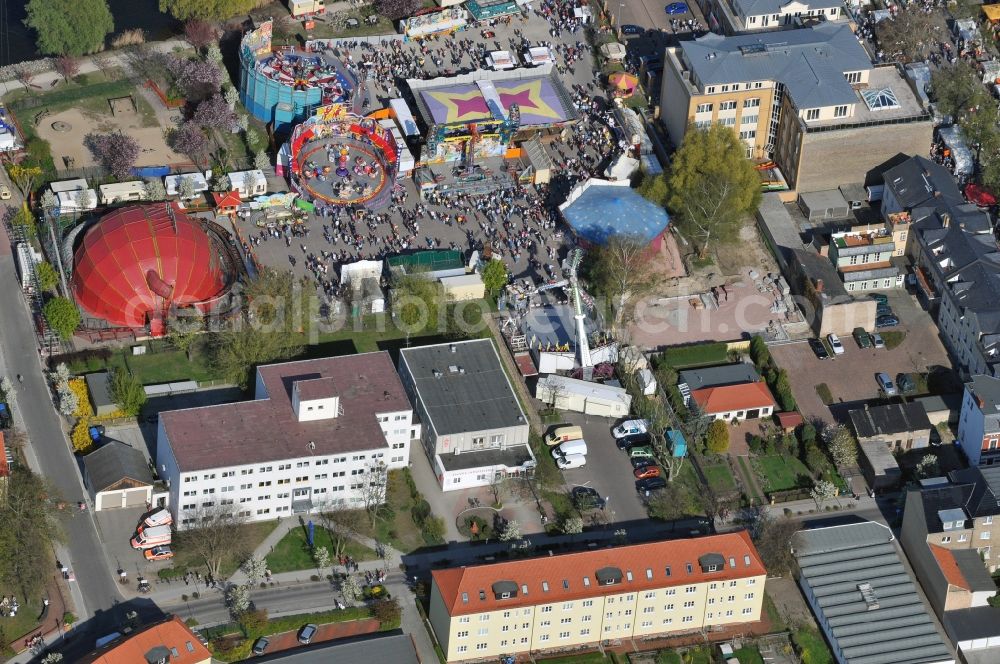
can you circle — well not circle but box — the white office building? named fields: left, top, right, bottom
left=156, top=352, right=419, bottom=529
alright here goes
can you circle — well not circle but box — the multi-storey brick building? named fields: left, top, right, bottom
left=428, top=532, right=766, bottom=662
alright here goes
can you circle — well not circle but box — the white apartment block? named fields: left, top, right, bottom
left=155, top=352, right=419, bottom=529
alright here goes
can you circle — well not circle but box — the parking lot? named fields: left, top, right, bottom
left=94, top=505, right=170, bottom=583
left=771, top=289, right=953, bottom=425
left=551, top=412, right=649, bottom=524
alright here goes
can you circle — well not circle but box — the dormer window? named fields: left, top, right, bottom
left=596, top=567, right=623, bottom=586
left=699, top=553, right=726, bottom=573
left=492, top=581, right=518, bottom=600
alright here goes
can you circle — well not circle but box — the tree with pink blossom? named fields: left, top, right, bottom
left=169, top=121, right=208, bottom=164
left=193, top=94, right=236, bottom=131
left=163, top=53, right=222, bottom=100
left=84, top=132, right=140, bottom=181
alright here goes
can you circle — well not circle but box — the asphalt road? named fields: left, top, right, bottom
left=0, top=196, right=122, bottom=627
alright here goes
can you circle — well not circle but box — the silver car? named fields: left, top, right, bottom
left=876, top=372, right=897, bottom=396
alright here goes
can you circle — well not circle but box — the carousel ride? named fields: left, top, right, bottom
left=289, top=106, right=399, bottom=210
left=257, top=49, right=352, bottom=106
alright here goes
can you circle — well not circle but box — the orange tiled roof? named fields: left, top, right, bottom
left=690, top=382, right=776, bottom=415
left=79, top=615, right=211, bottom=664
left=212, top=190, right=241, bottom=208
left=928, top=544, right=970, bottom=590
left=432, top=532, right=766, bottom=616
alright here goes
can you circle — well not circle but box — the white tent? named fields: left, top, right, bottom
left=600, top=42, right=627, bottom=62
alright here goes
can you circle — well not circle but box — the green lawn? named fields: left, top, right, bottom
left=656, top=652, right=681, bottom=664
left=815, top=383, right=834, bottom=405
left=754, top=454, right=813, bottom=492
left=265, top=520, right=376, bottom=574
left=660, top=342, right=729, bottom=369
left=165, top=520, right=278, bottom=579
left=793, top=627, right=834, bottom=664
left=365, top=469, right=427, bottom=554
left=763, top=590, right=786, bottom=630
left=733, top=646, right=764, bottom=664
left=701, top=459, right=737, bottom=493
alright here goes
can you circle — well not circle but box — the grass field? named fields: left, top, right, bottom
left=364, top=470, right=427, bottom=554
left=793, top=627, right=834, bottom=664
left=168, top=520, right=278, bottom=578
left=660, top=342, right=729, bottom=369
left=754, top=454, right=813, bottom=492
left=701, top=459, right=737, bottom=493
left=265, top=521, right=376, bottom=574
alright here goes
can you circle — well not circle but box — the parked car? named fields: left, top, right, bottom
left=828, top=333, right=845, bottom=355
left=872, top=332, right=885, bottom=349
left=897, top=373, right=916, bottom=393
left=876, top=372, right=897, bottom=397
left=665, top=2, right=688, bottom=14
left=876, top=315, right=899, bottom=328
left=571, top=486, right=605, bottom=510
left=252, top=637, right=270, bottom=655
left=143, top=545, right=174, bottom=561
left=628, top=445, right=654, bottom=459
left=621, top=24, right=644, bottom=34
left=557, top=454, right=587, bottom=470
left=853, top=327, right=872, bottom=349
left=808, top=337, right=830, bottom=360
left=636, top=477, right=667, bottom=493
left=616, top=432, right=652, bottom=450
left=551, top=439, right=587, bottom=458
left=631, top=456, right=657, bottom=470
left=298, top=624, right=318, bottom=645
left=868, top=293, right=889, bottom=306
left=876, top=304, right=894, bottom=317
left=634, top=465, right=661, bottom=480
left=0, top=185, right=10, bottom=200
left=612, top=419, right=648, bottom=439
left=545, top=425, right=583, bottom=446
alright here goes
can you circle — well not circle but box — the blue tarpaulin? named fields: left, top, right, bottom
left=132, top=165, right=171, bottom=178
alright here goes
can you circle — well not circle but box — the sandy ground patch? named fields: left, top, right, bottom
left=35, top=106, right=184, bottom=170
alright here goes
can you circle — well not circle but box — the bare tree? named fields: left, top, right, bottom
left=488, top=472, right=510, bottom=507
left=316, top=503, right=364, bottom=560
left=358, top=461, right=389, bottom=526
left=587, top=234, right=657, bottom=330
left=876, top=6, right=944, bottom=63
left=175, top=505, right=253, bottom=579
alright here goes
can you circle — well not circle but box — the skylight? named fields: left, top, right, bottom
left=861, top=87, right=900, bottom=111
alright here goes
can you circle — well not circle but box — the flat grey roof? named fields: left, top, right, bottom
left=254, top=633, right=419, bottom=664
left=438, top=445, right=533, bottom=471
left=793, top=522, right=953, bottom=664
left=400, top=339, right=527, bottom=436
left=849, top=402, right=932, bottom=439
left=678, top=363, right=761, bottom=391
left=678, top=23, right=871, bottom=110
left=85, top=371, right=114, bottom=408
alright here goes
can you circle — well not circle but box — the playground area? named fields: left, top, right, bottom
left=8, top=74, right=184, bottom=172
left=34, top=98, right=183, bottom=171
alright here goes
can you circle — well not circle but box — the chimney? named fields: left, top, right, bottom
left=934, top=190, right=942, bottom=198
left=942, top=212, right=951, bottom=228
left=815, top=279, right=824, bottom=293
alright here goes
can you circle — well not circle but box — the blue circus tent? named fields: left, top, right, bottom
left=558, top=178, right=670, bottom=248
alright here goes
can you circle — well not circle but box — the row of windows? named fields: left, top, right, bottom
left=705, top=83, right=764, bottom=94
left=695, top=98, right=761, bottom=114
left=941, top=532, right=991, bottom=544
left=181, top=453, right=395, bottom=482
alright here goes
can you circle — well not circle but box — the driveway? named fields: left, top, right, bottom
left=554, top=413, right=649, bottom=524
left=771, top=290, right=951, bottom=425
left=94, top=506, right=167, bottom=582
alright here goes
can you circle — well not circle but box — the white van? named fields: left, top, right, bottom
left=556, top=454, right=586, bottom=469
left=130, top=524, right=171, bottom=549
left=551, top=439, right=587, bottom=458
left=143, top=508, right=172, bottom=528
left=545, top=425, right=583, bottom=446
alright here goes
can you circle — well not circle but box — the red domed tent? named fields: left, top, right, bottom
left=72, top=204, right=229, bottom=334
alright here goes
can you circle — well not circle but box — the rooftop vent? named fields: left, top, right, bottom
left=449, top=365, right=459, bottom=373
left=857, top=582, right=880, bottom=611
left=450, top=344, right=457, bottom=353
left=433, top=370, right=442, bottom=379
